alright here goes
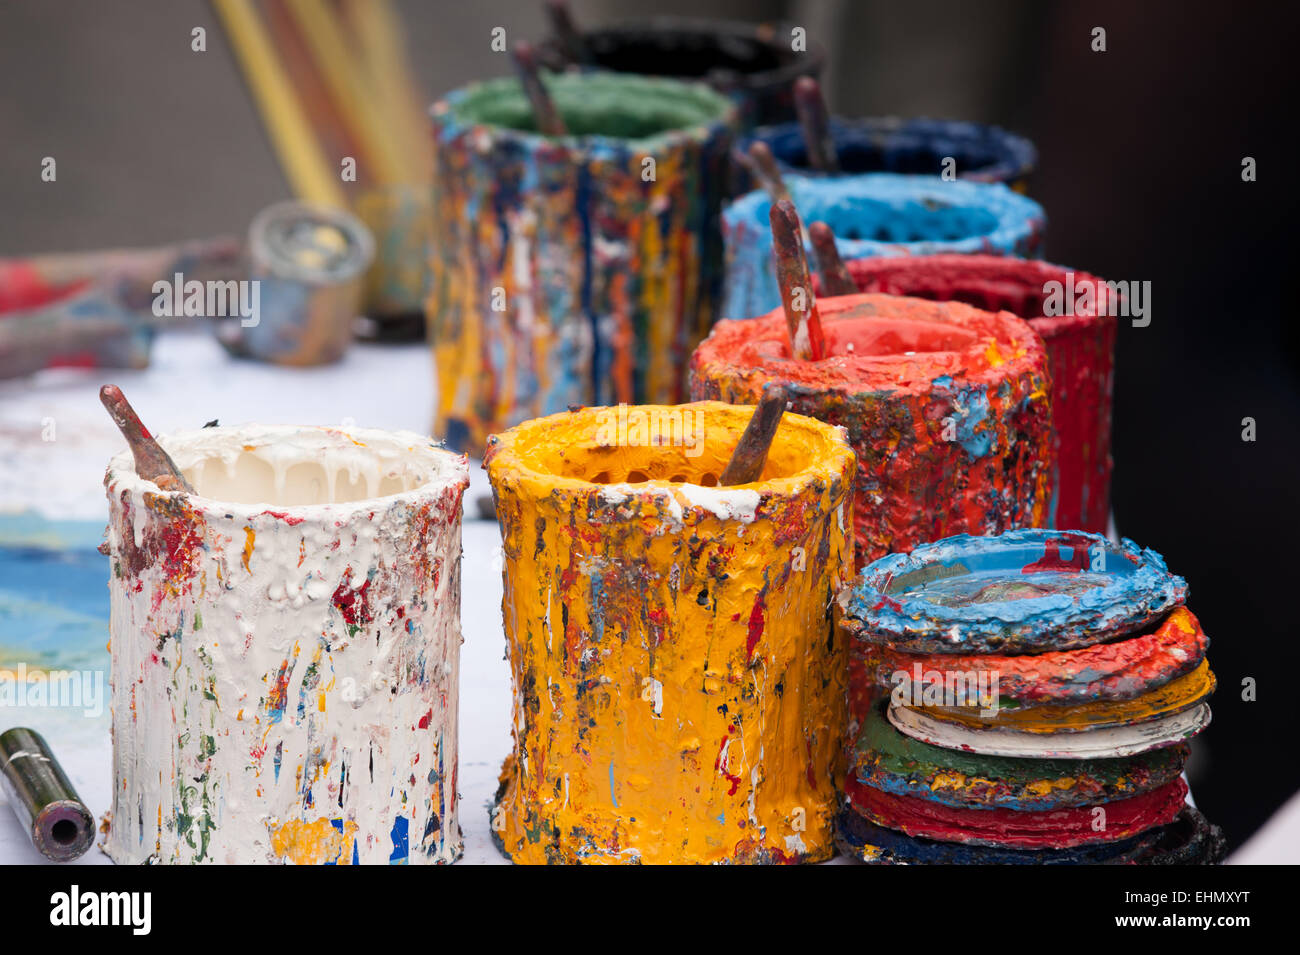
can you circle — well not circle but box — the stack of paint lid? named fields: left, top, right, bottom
left=836, top=528, right=1226, bottom=864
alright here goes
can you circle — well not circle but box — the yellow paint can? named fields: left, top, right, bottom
left=485, top=401, right=856, bottom=863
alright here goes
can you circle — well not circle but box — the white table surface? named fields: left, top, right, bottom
left=1, top=330, right=1294, bottom=864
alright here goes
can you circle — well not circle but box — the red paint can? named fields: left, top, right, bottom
left=690, top=292, right=1054, bottom=567
left=818, top=255, right=1116, bottom=532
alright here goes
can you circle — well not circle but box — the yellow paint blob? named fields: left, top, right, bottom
left=268, top=817, right=358, bottom=864
left=486, top=402, right=856, bottom=864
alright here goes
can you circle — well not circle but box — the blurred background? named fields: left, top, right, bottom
left=1, top=0, right=1297, bottom=853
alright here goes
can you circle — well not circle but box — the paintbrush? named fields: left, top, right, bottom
left=745, top=141, right=791, bottom=204
left=719, top=388, right=787, bottom=486
left=544, top=0, right=589, bottom=65
left=770, top=199, right=827, bottom=361
left=793, top=77, right=839, bottom=173
left=511, top=40, right=568, bottom=137
left=99, top=384, right=195, bottom=494
left=808, top=221, right=859, bottom=297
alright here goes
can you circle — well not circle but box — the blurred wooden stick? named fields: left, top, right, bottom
left=211, top=0, right=346, bottom=206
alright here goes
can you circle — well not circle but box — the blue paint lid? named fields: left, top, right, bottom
left=838, top=528, right=1187, bottom=655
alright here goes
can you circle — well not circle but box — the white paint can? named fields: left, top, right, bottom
left=102, top=425, right=468, bottom=864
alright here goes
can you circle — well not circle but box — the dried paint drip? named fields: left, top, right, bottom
left=822, top=254, right=1117, bottom=533
left=485, top=402, right=855, bottom=863
left=836, top=529, right=1222, bottom=864
left=691, top=293, right=1054, bottom=568
left=103, top=424, right=469, bottom=864
left=721, top=173, right=1046, bottom=319
left=535, top=17, right=826, bottom=128
left=427, top=73, right=736, bottom=455
left=734, top=116, right=1037, bottom=193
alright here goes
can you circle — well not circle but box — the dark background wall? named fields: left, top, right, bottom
left=1, top=0, right=1296, bottom=851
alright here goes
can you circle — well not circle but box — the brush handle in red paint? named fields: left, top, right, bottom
left=99, top=384, right=194, bottom=493
left=808, top=221, right=858, bottom=297
left=769, top=200, right=826, bottom=361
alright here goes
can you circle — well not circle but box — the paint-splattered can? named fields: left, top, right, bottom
left=734, top=117, right=1037, bottom=194
left=484, top=401, right=855, bottom=863
left=102, top=425, right=468, bottom=864
left=218, top=201, right=374, bottom=366
left=721, top=173, right=1046, bottom=318
left=427, top=73, right=737, bottom=455
left=537, top=17, right=825, bottom=128
left=817, top=255, right=1116, bottom=533
left=691, top=293, right=1054, bottom=568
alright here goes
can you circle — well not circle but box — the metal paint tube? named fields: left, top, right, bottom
left=691, top=293, right=1054, bottom=568
left=218, top=201, right=374, bottom=366
left=815, top=254, right=1118, bottom=533
left=485, top=402, right=855, bottom=863
left=427, top=73, right=737, bottom=455
left=720, top=173, right=1046, bottom=319
left=103, top=425, right=468, bottom=864
left=0, top=728, right=95, bottom=862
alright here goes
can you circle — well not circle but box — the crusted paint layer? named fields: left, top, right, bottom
left=691, top=294, right=1053, bottom=567
left=855, top=704, right=1189, bottom=811
left=485, top=402, right=855, bottom=863
left=720, top=173, right=1046, bottom=319
left=840, top=529, right=1188, bottom=654
left=427, top=74, right=737, bottom=455
left=835, top=806, right=1158, bottom=865
left=103, top=425, right=468, bottom=865
left=921, top=659, right=1215, bottom=735
left=845, top=774, right=1187, bottom=849
left=852, top=605, right=1208, bottom=709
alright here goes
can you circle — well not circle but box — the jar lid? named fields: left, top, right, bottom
left=839, top=528, right=1188, bottom=655
left=248, top=201, right=374, bottom=286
